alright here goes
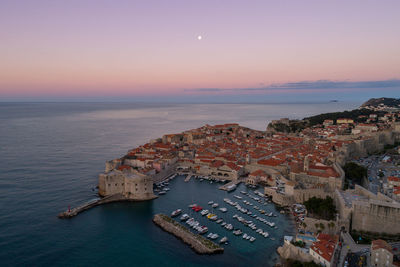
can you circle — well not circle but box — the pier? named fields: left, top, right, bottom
left=153, top=214, right=224, bottom=255
left=184, top=174, right=193, bottom=182
left=58, top=194, right=128, bottom=219
left=219, top=179, right=243, bottom=191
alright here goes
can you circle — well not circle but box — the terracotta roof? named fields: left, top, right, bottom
left=372, top=239, right=392, bottom=254
left=310, top=234, right=338, bottom=263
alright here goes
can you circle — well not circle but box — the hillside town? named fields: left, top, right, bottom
left=99, top=104, right=400, bottom=267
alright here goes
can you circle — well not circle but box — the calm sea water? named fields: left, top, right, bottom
left=0, top=102, right=359, bottom=266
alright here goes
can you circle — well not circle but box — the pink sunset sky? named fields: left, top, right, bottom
left=0, top=0, right=399, bottom=101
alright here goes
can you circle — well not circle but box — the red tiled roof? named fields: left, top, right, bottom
left=372, top=239, right=392, bottom=254
left=257, top=158, right=285, bottom=166
left=310, top=234, right=338, bottom=263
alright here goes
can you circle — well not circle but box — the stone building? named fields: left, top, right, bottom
left=371, top=239, right=394, bottom=267
left=334, top=185, right=400, bottom=234
left=98, top=167, right=156, bottom=201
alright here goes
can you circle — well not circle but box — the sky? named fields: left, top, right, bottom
left=0, top=0, right=399, bottom=102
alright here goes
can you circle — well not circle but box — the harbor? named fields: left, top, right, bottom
left=152, top=174, right=295, bottom=264
left=153, top=213, right=224, bottom=254
left=57, top=173, right=294, bottom=265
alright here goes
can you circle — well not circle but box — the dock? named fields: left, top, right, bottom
left=219, top=179, right=243, bottom=191
left=58, top=194, right=125, bottom=219
left=184, top=174, right=193, bottom=182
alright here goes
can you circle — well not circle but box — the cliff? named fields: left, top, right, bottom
left=153, top=214, right=224, bottom=255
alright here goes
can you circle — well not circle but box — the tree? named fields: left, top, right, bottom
left=304, top=197, right=337, bottom=220
left=343, top=162, right=367, bottom=187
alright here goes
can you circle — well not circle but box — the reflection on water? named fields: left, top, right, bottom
left=0, top=102, right=357, bottom=266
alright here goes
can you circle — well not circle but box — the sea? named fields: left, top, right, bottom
left=0, top=102, right=359, bottom=266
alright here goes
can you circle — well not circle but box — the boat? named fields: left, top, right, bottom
left=209, top=215, right=218, bottom=221
left=216, top=219, right=223, bottom=224
left=240, top=191, right=247, bottom=194
left=249, top=237, right=256, bottom=242
left=219, top=237, right=228, bottom=244
left=208, top=201, right=214, bottom=205
left=188, top=203, right=197, bottom=208
left=225, top=224, right=233, bottom=231
left=180, top=214, right=189, bottom=221
left=192, top=205, right=203, bottom=212
left=212, top=203, right=219, bottom=208
left=158, top=191, right=166, bottom=195
left=234, top=195, right=242, bottom=199
left=207, top=233, right=213, bottom=238
left=221, top=222, right=226, bottom=226
left=226, top=184, right=237, bottom=192
left=164, top=187, right=170, bottom=191
left=233, top=229, right=242, bottom=236
left=243, top=233, right=248, bottom=239
left=198, top=226, right=208, bottom=234
left=200, top=209, right=209, bottom=216
left=171, top=209, right=182, bottom=217
left=207, top=213, right=216, bottom=219
left=210, top=233, right=219, bottom=240
left=219, top=207, right=227, bottom=213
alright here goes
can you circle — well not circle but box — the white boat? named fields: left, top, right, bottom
left=208, top=201, right=214, bottom=205
left=171, top=209, right=182, bottom=217
left=198, top=226, right=208, bottom=234
left=233, top=229, right=242, bottom=235
left=209, top=215, right=218, bottom=221
left=201, top=209, right=209, bottom=216
left=158, top=191, right=166, bottom=195
left=219, top=237, right=228, bottom=244
left=180, top=214, right=189, bottom=221
left=212, top=203, right=219, bottom=208
left=216, top=219, right=223, bottom=224
left=250, top=237, right=256, bottom=242
left=226, top=184, right=237, bottom=192
left=225, top=224, right=233, bottom=231
left=210, top=233, right=219, bottom=240
left=219, top=207, right=227, bottom=213
left=234, top=195, right=242, bottom=199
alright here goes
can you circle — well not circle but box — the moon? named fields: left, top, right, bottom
left=197, top=35, right=202, bottom=40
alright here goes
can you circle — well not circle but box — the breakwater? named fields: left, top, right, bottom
left=153, top=214, right=224, bottom=255
left=57, top=193, right=157, bottom=219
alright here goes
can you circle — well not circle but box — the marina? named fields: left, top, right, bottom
left=158, top=174, right=293, bottom=253
left=57, top=173, right=294, bottom=266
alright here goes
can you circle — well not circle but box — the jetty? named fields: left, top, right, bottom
left=219, top=179, right=242, bottom=191
left=57, top=193, right=157, bottom=219
left=184, top=174, right=193, bottom=182
left=153, top=214, right=224, bottom=255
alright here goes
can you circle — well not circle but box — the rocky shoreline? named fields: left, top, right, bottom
left=153, top=213, right=224, bottom=255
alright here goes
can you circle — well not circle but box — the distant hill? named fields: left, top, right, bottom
left=360, top=97, right=400, bottom=108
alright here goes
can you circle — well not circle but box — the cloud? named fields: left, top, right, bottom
left=187, top=79, right=400, bottom=93
left=183, top=88, right=223, bottom=92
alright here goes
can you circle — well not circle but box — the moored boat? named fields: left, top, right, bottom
left=171, top=209, right=182, bottom=217
left=180, top=214, right=189, bottom=221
